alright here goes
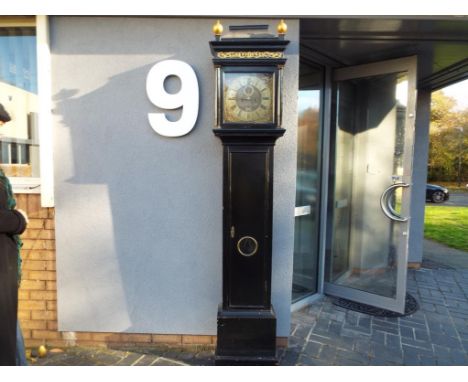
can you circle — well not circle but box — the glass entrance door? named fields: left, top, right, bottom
left=324, top=57, right=417, bottom=313
left=292, top=62, right=323, bottom=303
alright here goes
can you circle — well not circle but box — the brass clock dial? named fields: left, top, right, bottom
left=223, top=72, right=274, bottom=124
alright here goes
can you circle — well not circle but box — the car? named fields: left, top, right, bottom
left=426, top=184, right=450, bottom=203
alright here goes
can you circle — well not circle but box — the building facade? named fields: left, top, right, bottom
left=1, top=15, right=467, bottom=349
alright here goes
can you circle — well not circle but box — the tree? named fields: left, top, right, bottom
left=428, top=91, right=468, bottom=183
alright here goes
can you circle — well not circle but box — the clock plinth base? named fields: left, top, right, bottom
left=215, top=305, right=278, bottom=366
left=214, top=355, right=278, bottom=366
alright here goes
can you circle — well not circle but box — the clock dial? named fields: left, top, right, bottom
left=223, top=72, right=274, bottom=124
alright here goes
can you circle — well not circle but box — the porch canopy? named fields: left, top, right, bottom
left=300, top=17, right=468, bottom=90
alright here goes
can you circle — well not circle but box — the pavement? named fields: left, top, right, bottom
left=31, top=235, right=468, bottom=366
left=32, top=266, right=468, bottom=366
left=285, top=268, right=468, bottom=366
left=423, top=239, right=468, bottom=269
left=31, top=345, right=216, bottom=366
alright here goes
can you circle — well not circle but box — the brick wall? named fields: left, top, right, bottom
left=15, top=194, right=289, bottom=349
left=16, top=193, right=57, bottom=348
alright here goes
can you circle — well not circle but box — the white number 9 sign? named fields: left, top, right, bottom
left=146, top=60, right=199, bottom=137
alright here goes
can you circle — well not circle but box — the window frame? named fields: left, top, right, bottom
left=1, top=16, right=54, bottom=206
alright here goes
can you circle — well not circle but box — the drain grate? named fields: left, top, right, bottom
left=332, top=293, right=419, bottom=317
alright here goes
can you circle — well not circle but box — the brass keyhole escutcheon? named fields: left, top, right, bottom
left=237, top=236, right=258, bottom=257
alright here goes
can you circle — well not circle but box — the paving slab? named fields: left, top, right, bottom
left=31, top=267, right=468, bottom=366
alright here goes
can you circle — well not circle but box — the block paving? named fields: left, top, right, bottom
left=33, top=268, right=468, bottom=366
left=284, top=268, right=468, bottom=366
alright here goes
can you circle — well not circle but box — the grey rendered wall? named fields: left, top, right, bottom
left=408, top=90, right=431, bottom=263
left=51, top=17, right=299, bottom=336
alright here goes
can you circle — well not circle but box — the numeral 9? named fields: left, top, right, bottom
left=146, top=60, right=199, bottom=137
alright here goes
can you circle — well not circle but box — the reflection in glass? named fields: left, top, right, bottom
left=327, top=72, right=409, bottom=299
left=0, top=27, right=39, bottom=177
left=292, top=64, right=323, bottom=303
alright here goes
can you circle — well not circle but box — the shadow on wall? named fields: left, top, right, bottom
left=52, top=61, right=223, bottom=334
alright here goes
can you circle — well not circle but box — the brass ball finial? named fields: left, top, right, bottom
left=277, top=19, right=288, bottom=36
left=38, top=345, right=47, bottom=358
left=213, top=20, right=224, bottom=39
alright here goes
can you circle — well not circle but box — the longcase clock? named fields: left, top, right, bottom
left=210, top=21, right=289, bottom=365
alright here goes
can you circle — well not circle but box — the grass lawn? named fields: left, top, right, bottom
left=424, top=206, right=468, bottom=251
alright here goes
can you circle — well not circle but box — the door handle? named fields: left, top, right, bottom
left=380, top=183, right=410, bottom=222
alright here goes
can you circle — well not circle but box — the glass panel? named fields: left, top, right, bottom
left=0, top=26, right=39, bottom=178
left=292, top=64, right=322, bottom=303
left=327, top=72, right=408, bottom=299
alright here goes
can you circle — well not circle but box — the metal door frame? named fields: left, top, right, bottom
left=323, top=56, right=417, bottom=314
left=291, top=63, right=332, bottom=312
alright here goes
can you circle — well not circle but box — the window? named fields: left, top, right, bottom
left=0, top=16, right=52, bottom=203
left=0, top=23, right=39, bottom=179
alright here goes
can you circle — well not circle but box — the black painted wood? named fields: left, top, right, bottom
left=210, top=37, right=290, bottom=53
left=214, top=130, right=285, bottom=310
left=228, top=25, right=270, bottom=31
left=215, top=305, right=277, bottom=365
left=211, top=36, right=289, bottom=365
